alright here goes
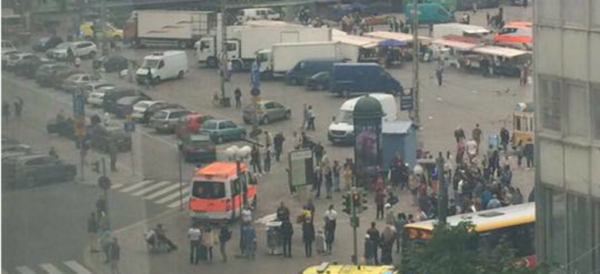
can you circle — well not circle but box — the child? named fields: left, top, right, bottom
left=315, top=228, right=326, bottom=254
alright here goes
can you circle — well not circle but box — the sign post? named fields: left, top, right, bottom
left=73, top=90, right=86, bottom=181
left=400, top=88, right=414, bottom=111
left=287, top=149, right=314, bottom=195
left=124, top=114, right=135, bottom=175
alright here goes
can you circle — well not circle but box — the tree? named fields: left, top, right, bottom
left=401, top=222, right=548, bottom=274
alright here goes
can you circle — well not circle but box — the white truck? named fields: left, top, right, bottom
left=136, top=51, right=188, bottom=84
left=257, top=41, right=359, bottom=78
left=124, top=10, right=216, bottom=48
left=432, top=23, right=490, bottom=40
left=196, top=22, right=332, bottom=71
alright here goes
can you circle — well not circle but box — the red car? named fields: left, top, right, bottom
left=176, top=113, right=214, bottom=139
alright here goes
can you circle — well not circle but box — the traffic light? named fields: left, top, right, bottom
left=92, top=161, right=101, bottom=174
left=352, top=192, right=361, bottom=213
left=342, top=193, right=352, bottom=215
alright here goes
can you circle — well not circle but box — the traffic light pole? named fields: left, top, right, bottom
left=351, top=189, right=358, bottom=266
left=436, top=152, right=447, bottom=225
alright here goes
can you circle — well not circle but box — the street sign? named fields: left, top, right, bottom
left=98, top=175, right=112, bottom=190
left=400, top=88, right=414, bottom=111
left=74, top=117, right=86, bottom=137
left=251, top=61, right=260, bottom=89
left=288, top=149, right=314, bottom=193
left=124, top=122, right=136, bottom=132
left=72, top=91, right=85, bottom=117
left=250, top=87, right=261, bottom=97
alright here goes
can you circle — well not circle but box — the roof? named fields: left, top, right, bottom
left=273, top=41, right=339, bottom=47
left=431, top=39, right=479, bottom=51
left=195, top=162, right=248, bottom=177
left=472, top=46, right=530, bottom=58
left=242, top=20, right=305, bottom=28
left=435, top=23, right=490, bottom=34
left=146, top=51, right=185, bottom=59
left=365, top=31, right=432, bottom=43
left=405, top=202, right=535, bottom=233
left=504, top=22, right=532, bottom=28
left=333, top=34, right=382, bottom=49
left=341, top=93, right=394, bottom=110
left=382, top=121, right=414, bottom=134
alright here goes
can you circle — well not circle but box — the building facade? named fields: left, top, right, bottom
left=534, top=0, right=600, bottom=273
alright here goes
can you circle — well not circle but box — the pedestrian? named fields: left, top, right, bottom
left=14, top=97, right=23, bottom=119
left=472, top=124, right=482, bottom=152
left=395, top=213, right=407, bottom=253
left=281, top=218, right=294, bottom=257
left=332, top=160, right=341, bottom=192
left=264, top=147, right=271, bottom=173
left=324, top=166, right=333, bottom=199
left=313, top=142, right=324, bottom=166
left=146, top=68, right=153, bottom=89
left=108, top=238, right=121, bottom=274
left=315, top=228, right=326, bottom=254
left=524, top=139, right=534, bottom=169
left=380, top=225, right=396, bottom=264
left=67, top=47, right=75, bottom=65
left=343, top=163, right=353, bottom=191
left=302, top=104, right=309, bottom=129
left=81, top=138, right=90, bottom=165
left=202, top=226, right=215, bottom=262
left=366, top=222, right=380, bottom=265
left=188, top=224, right=202, bottom=264
left=375, top=189, right=386, bottom=219
left=2, top=101, right=10, bottom=122
left=324, top=218, right=335, bottom=255
left=99, top=230, right=111, bottom=263
left=500, top=127, right=510, bottom=153
left=307, top=105, right=316, bottom=130
left=264, top=131, right=273, bottom=149
left=313, top=167, right=322, bottom=198
left=241, top=224, right=256, bottom=259
left=227, top=60, right=233, bottom=80
left=273, top=132, right=285, bottom=162
left=435, top=65, right=444, bottom=86
left=234, top=88, right=242, bottom=109
left=324, top=204, right=337, bottom=232
left=516, top=140, right=524, bottom=168
left=277, top=202, right=291, bottom=222
left=385, top=204, right=396, bottom=226
left=302, top=219, right=315, bottom=257
left=454, top=126, right=466, bottom=143
left=364, top=234, right=375, bottom=265
left=217, top=224, right=230, bottom=262
left=96, top=195, right=107, bottom=219
left=250, top=145, right=262, bottom=174
left=108, top=142, right=118, bottom=172
left=487, top=194, right=502, bottom=209
left=88, top=212, right=99, bottom=253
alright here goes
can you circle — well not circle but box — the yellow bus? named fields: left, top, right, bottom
left=404, top=202, right=536, bottom=267
left=512, top=102, right=534, bottom=146
left=300, top=262, right=397, bottom=274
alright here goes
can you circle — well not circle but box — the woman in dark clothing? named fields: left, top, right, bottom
left=302, top=220, right=315, bottom=257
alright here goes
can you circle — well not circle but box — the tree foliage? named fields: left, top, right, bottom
left=401, top=222, right=548, bottom=274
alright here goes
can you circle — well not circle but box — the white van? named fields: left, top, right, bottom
left=328, top=93, right=397, bottom=144
left=236, top=8, right=282, bottom=22
left=432, top=23, right=490, bottom=40
left=136, top=51, right=188, bottom=84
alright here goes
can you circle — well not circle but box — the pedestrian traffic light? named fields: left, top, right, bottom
left=92, top=161, right=101, bottom=174
left=352, top=192, right=362, bottom=213
left=342, top=193, right=352, bottom=215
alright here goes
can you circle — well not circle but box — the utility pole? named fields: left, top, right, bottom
left=436, top=152, right=448, bottom=225
left=219, top=0, right=229, bottom=106
left=99, top=0, right=108, bottom=55
left=350, top=187, right=358, bottom=266
left=412, top=0, right=420, bottom=126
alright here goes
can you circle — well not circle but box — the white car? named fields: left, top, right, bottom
left=1, top=49, right=20, bottom=67
left=60, top=73, right=104, bottom=93
left=47, top=41, right=97, bottom=60
left=131, top=100, right=164, bottom=122
left=82, top=82, right=115, bottom=97
left=2, top=39, right=17, bottom=52
left=5, top=53, right=36, bottom=70
left=87, top=86, right=116, bottom=107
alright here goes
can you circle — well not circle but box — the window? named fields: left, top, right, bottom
left=593, top=86, right=600, bottom=140
left=231, top=178, right=241, bottom=196
left=191, top=181, right=225, bottom=199
left=568, top=194, right=592, bottom=274
left=223, top=121, right=236, bottom=128
left=543, top=187, right=567, bottom=265
left=540, top=77, right=562, bottom=132
left=593, top=200, right=600, bottom=272
left=565, top=82, right=589, bottom=138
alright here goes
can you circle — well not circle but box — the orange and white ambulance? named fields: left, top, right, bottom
left=188, top=162, right=258, bottom=220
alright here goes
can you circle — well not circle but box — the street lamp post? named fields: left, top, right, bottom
left=225, top=145, right=252, bottom=207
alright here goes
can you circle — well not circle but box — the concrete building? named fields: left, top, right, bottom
left=534, top=0, right=600, bottom=273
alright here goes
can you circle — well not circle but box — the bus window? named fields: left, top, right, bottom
left=231, top=178, right=241, bottom=197
left=515, top=115, right=522, bottom=131
left=479, top=223, right=535, bottom=257
left=192, top=181, right=226, bottom=199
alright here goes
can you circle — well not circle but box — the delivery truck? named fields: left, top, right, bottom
left=196, top=22, right=332, bottom=71
left=124, top=10, right=216, bottom=48
left=256, top=41, right=359, bottom=79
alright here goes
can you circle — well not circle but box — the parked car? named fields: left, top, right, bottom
left=200, top=119, right=247, bottom=144
left=5, top=53, right=37, bottom=71
left=33, top=36, right=64, bottom=52
left=47, top=117, right=76, bottom=140
left=47, top=41, right=97, bottom=60
left=131, top=100, right=162, bottom=122
left=14, top=56, right=53, bottom=78
left=175, top=113, right=214, bottom=139
left=88, top=124, right=132, bottom=153
left=1, top=137, right=31, bottom=153
left=2, top=49, right=20, bottom=68
left=93, top=55, right=128, bottom=73
left=52, top=69, right=85, bottom=90
left=102, top=88, right=149, bottom=113
left=111, top=95, right=148, bottom=118
left=243, top=100, right=291, bottom=125
left=60, top=73, right=104, bottom=93
left=178, top=134, right=216, bottom=162
left=2, top=154, right=77, bottom=190
left=150, top=109, right=192, bottom=133
left=286, top=59, right=344, bottom=86
left=305, top=71, right=330, bottom=91
left=82, top=82, right=115, bottom=98
left=329, top=63, right=403, bottom=97
left=87, top=86, right=117, bottom=107
left=35, top=63, right=69, bottom=86
left=140, top=102, right=182, bottom=124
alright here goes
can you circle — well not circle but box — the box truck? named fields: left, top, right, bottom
left=257, top=41, right=359, bottom=79
left=124, top=10, right=216, bottom=48
left=196, top=23, right=332, bottom=71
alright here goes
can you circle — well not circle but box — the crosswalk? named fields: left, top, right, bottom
left=4, top=261, right=94, bottom=274
left=111, top=180, right=190, bottom=209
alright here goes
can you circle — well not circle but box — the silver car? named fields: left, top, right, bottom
left=150, top=108, right=191, bottom=133
left=243, top=100, right=291, bottom=125
left=60, top=73, right=104, bottom=93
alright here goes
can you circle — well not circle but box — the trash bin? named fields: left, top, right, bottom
left=266, top=221, right=283, bottom=255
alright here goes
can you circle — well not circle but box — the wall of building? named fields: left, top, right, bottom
left=534, top=0, right=600, bottom=272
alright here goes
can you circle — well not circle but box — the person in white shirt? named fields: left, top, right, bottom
left=242, top=206, right=253, bottom=224
left=324, top=204, right=338, bottom=228
left=187, top=224, right=202, bottom=264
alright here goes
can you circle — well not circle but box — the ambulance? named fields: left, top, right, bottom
left=189, top=162, right=257, bottom=220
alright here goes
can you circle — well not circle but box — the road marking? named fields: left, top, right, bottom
left=155, top=187, right=190, bottom=204
left=255, top=213, right=277, bottom=225
left=110, top=183, right=124, bottom=189
left=167, top=197, right=189, bottom=208
left=15, top=266, right=36, bottom=274
left=131, top=181, right=171, bottom=196
left=63, top=261, right=92, bottom=274
left=144, top=183, right=181, bottom=200
left=40, top=264, right=63, bottom=274
left=119, top=180, right=154, bottom=193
